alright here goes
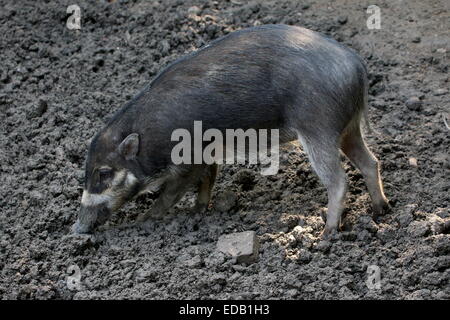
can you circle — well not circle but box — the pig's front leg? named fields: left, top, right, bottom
left=192, top=164, right=218, bottom=213
left=136, top=174, right=192, bottom=222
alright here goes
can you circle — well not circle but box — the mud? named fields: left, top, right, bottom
left=0, top=0, right=449, bottom=299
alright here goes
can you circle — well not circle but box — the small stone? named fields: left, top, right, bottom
left=120, top=259, right=136, bottom=267
left=357, top=229, right=371, bottom=241
left=432, top=153, right=450, bottom=169
left=134, top=268, right=157, bottom=282
left=184, top=255, right=203, bottom=268
left=397, top=212, right=414, bottom=228
left=297, top=248, right=312, bottom=264
left=187, top=6, right=201, bottom=16
left=371, top=99, right=386, bottom=110
left=26, top=99, right=48, bottom=119
left=376, top=225, right=396, bottom=242
left=108, top=245, right=122, bottom=254
left=408, top=157, right=418, bottom=167
left=233, top=169, right=255, bottom=190
left=210, top=273, right=227, bottom=285
left=214, top=190, right=237, bottom=212
left=95, top=58, right=104, bottom=67
left=412, top=37, right=421, bottom=43
left=291, top=226, right=315, bottom=248
left=64, top=233, right=96, bottom=255
left=217, top=231, right=259, bottom=264
left=36, top=99, right=48, bottom=115
left=427, top=215, right=446, bottom=235
left=29, top=190, right=44, bottom=205
left=204, top=251, right=226, bottom=268
left=160, top=40, right=170, bottom=56
left=338, top=16, right=348, bottom=25
left=407, top=220, right=430, bottom=237
left=433, top=88, right=448, bottom=96
left=291, top=225, right=305, bottom=238
left=316, top=240, right=331, bottom=253
left=405, top=97, right=423, bottom=111
left=434, top=207, right=449, bottom=219
left=286, top=289, right=298, bottom=298
left=358, top=215, right=379, bottom=233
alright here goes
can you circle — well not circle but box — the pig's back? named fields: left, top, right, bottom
left=131, top=24, right=366, bottom=135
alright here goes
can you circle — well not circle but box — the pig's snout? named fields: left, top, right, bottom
left=72, top=204, right=110, bottom=234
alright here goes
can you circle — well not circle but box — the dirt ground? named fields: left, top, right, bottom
left=0, top=0, right=449, bottom=300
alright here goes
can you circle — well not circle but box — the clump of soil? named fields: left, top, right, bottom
left=0, top=0, right=448, bottom=299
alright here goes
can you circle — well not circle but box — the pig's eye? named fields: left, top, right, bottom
left=98, top=167, right=113, bottom=181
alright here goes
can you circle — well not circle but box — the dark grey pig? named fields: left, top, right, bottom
left=73, top=24, right=389, bottom=236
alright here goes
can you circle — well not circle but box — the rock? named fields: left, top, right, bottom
left=187, top=6, right=201, bottom=16
left=26, top=99, right=47, bottom=119
left=285, top=288, right=298, bottom=298
left=337, top=16, right=348, bottom=25
left=357, top=229, right=372, bottom=241
left=291, top=225, right=307, bottom=238
left=95, top=58, right=104, bottom=68
left=64, top=233, right=96, bottom=255
left=36, top=99, right=48, bottom=117
left=358, top=215, right=379, bottom=233
left=120, top=259, right=136, bottom=267
left=397, top=212, right=414, bottom=228
left=427, top=215, right=446, bottom=235
left=376, top=225, right=396, bottom=242
left=315, top=240, right=331, bottom=253
left=135, top=268, right=157, bottom=282
left=433, top=88, right=448, bottom=96
left=371, top=99, right=386, bottom=110
left=407, top=289, right=431, bottom=300
left=432, top=153, right=450, bottom=169
left=434, top=207, right=449, bottom=219
left=29, top=190, right=44, bottom=206
left=233, top=169, right=255, bottom=190
left=407, top=220, right=430, bottom=237
left=206, top=24, right=218, bottom=38
left=184, top=255, right=203, bottom=268
left=291, top=226, right=315, bottom=248
left=217, top=231, right=259, bottom=264
left=214, top=190, right=237, bottom=212
left=159, top=40, right=170, bottom=56
left=408, top=157, right=418, bottom=167
left=297, top=248, right=312, bottom=264
left=279, top=214, right=300, bottom=229
left=204, top=251, right=226, bottom=268
left=209, top=273, right=227, bottom=286
left=405, top=97, right=423, bottom=111
left=108, top=245, right=122, bottom=255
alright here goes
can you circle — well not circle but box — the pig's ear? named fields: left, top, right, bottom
left=118, top=133, right=139, bottom=160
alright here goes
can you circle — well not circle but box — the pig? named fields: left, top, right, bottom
left=72, top=24, right=389, bottom=236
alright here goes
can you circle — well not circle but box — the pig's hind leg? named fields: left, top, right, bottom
left=297, top=133, right=348, bottom=236
left=340, top=121, right=389, bottom=220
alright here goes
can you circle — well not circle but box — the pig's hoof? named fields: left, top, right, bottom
left=189, top=202, right=208, bottom=214
left=320, top=226, right=338, bottom=239
left=372, top=200, right=391, bottom=222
